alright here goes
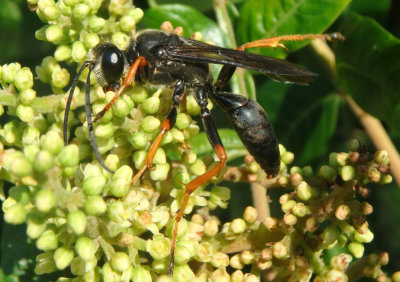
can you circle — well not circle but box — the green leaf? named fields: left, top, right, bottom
left=236, top=0, right=351, bottom=58
left=190, top=128, right=246, bottom=161
left=139, top=4, right=228, bottom=47
left=263, top=80, right=342, bottom=164
left=335, top=12, right=400, bottom=132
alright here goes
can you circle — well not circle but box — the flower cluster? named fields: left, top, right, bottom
left=0, top=0, right=398, bottom=281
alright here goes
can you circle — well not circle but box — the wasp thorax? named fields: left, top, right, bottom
left=92, top=43, right=125, bottom=87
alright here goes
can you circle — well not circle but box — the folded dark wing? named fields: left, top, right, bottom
left=166, top=38, right=317, bottom=85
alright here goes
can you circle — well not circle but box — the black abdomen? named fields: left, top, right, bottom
left=212, top=93, right=280, bottom=176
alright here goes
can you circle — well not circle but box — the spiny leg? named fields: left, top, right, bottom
left=131, top=81, right=186, bottom=186
left=168, top=88, right=227, bottom=274
left=214, top=32, right=344, bottom=91
left=83, top=64, right=114, bottom=173
left=93, top=56, right=147, bottom=122
left=63, top=61, right=93, bottom=145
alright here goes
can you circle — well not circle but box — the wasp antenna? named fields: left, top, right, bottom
left=63, top=62, right=92, bottom=145
left=84, top=64, right=115, bottom=174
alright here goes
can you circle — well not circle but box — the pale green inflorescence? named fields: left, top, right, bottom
left=0, top=0, right=395, bottom=281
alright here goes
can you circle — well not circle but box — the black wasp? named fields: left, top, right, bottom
left=64, top=29, right=343, bottom=273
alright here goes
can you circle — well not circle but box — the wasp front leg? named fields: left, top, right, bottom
left=131, top=81, right=185, bottom=186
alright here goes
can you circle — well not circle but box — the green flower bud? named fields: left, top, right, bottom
left=146, top=234, right=170, bottom=260
left=392, top=271, right=400, bottom=282
left=113, top=165, right=133, bottom=180
left=368, top=167, right=381, bottom=183
left=2, top=62, right=21, bottom=83
left=83, top=33, right=100, bottom=49
left=195, top=242, right=214, bottom=262
left=354, top=229, right=374, bottom=243
left=9, top=185, right=30, bottom=204
left=243, top=206, right=258, bottom=223
left=186, top=95, right=200, bottom=116
left=374, top=150, right=389, bottom=165
left=71, top=41, right=86, bottom=62
left=130, top=85, right=148, bottom=103
left=22, top=126, right=40, bottom=145
left=141, top=116, right=160, bottom=133
left=230, top=218, right=246, bottom=234
left=129, top=131, right=148, bottom=149
left=182, top=150, right=196, bottom=165
left=54, top=246, right=74, bottom=270
left=240, top=251, right=254, bottom=265
left=348, top=242, right=364, bottom=258
left=263, top=216, right=278, bottom=231
left=112, top=31, right=130, bottom=50
left=142, top=96, right=160, bottom=114
left=67, top=210, right=87, bottom=234
left=189, top=159, right=206, bottom=176
left=10, top=156, right=32, bottom=177
left=42, top=5, right=60, bottom=21
left=108, top=177, right=130, bottom=197
left=58, top=144, right=79, bottom=167
left=33, top=150, right=53, bottom=172
left=319, top=165, right=336, bottom=180
left=105, top=154, right=120, bottom=172
left=283, top=213, right=297, bottom=225
left=281, top=199, right=296, bottom=213
left=35, top=251, right=57, bottom=274
left=88, top=16, right=106, bottom=32
left=173, top=265, right=195, bottom=282
left=281, top=151, right=294, bottom=165
left=20, top=89, right=36, bottom=105
left=231, top=270, right=244, bottom=282
left=45, top=24, right=63, bottom=43
left=127, top=7, right=144, bottom=23
left=302, top=166, right=313, bottom=178
left=175, top=113, right=191, bottom=130
left=272, top=241, right=288, bottom=259
left=211, top=252, right=229, bottom=268
left=150, top=163, right=170, bottom=181
left=72, top=3, right=90, bottom=20
left=335, top=204, right=351, bottom=220
left=110, top=252, right=130, bottom=273
left=133, top=150, right=146, bottom=170
left=14, top=67, right=34, bottom=91
left=152, top=148, right=166, bottom=165
left=41, top=130, right=63, bottom=154
left=35, top=189, right=56, bottom=212
left=174, top=240, right=196, bottom=265
left=4, top=203, right=26, bottom=225
left=107, top=201, right=128, bottom=223
left=290, top=166, right=302, bottom=175
left=131, top=266, right=152, bottom=282
left=2, top=121, right=21, bottom=144
left=321, top=226, right=340, bottom=249
left=230, top=254, right=244, bottom=269
left=75, top=237, right=96, bottom=260
left=16, top=104, right=35, bottom=122
left=71, top=257, right=97, bottom=276
left=119, top=15, right=136, bottom=33
left=37, top=230, right=58, bottom=251
left=173, top=170, right=190, bottom=189
left=83, top=175, right=106, bottom=195
left=170, top=128, right=184, bottom=143
left=292, top=202, right=307, bottom=217
left=112, top=95, right=134, bottom=118
left=51, top=67, right=70, bottom=88
left=84, top=195, right=107, bottom=215
left=340, top=165, right=355, bottom=181
left=210, top=186, right=230, bottom=209
left=27, top=214, right=46, bottom=239
left=23, top=145, right=38, bottom=164
left=380, top=173, right=392, bottom=184
left=186, top=124, right=200, bottom=136
left=296, top=181, right=312, bottom=201
left=94, top=122, right=114, bottom=139
left=204, top=217, right=219, bottom=237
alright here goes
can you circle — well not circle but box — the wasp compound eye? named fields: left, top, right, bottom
left=92, top=43, right=125, bottom=86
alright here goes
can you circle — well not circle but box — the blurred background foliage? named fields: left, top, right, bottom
left=1, top=0, right=399, bottom=279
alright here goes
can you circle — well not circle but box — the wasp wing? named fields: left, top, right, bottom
left=166, top=38, right=317, bottom=85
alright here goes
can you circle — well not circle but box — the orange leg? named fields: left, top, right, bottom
left=132, top=81, right=186, bottom=186
left=238, top=32, right=344, bottom=51
left=94, top=56, right=147, bottom=122
left=168, top=102, right=227, bottom=274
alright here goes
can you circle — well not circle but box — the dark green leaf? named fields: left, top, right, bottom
left=236, top=0, right=351, bottom=58
left=335, top=12, right=400, bottom=132
left=139, top=4, right=228, bottom=47
left=190, top=128, right=246, bottom=161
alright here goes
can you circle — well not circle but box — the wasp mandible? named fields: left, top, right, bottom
left=63, top=29, right=343, bottom=273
